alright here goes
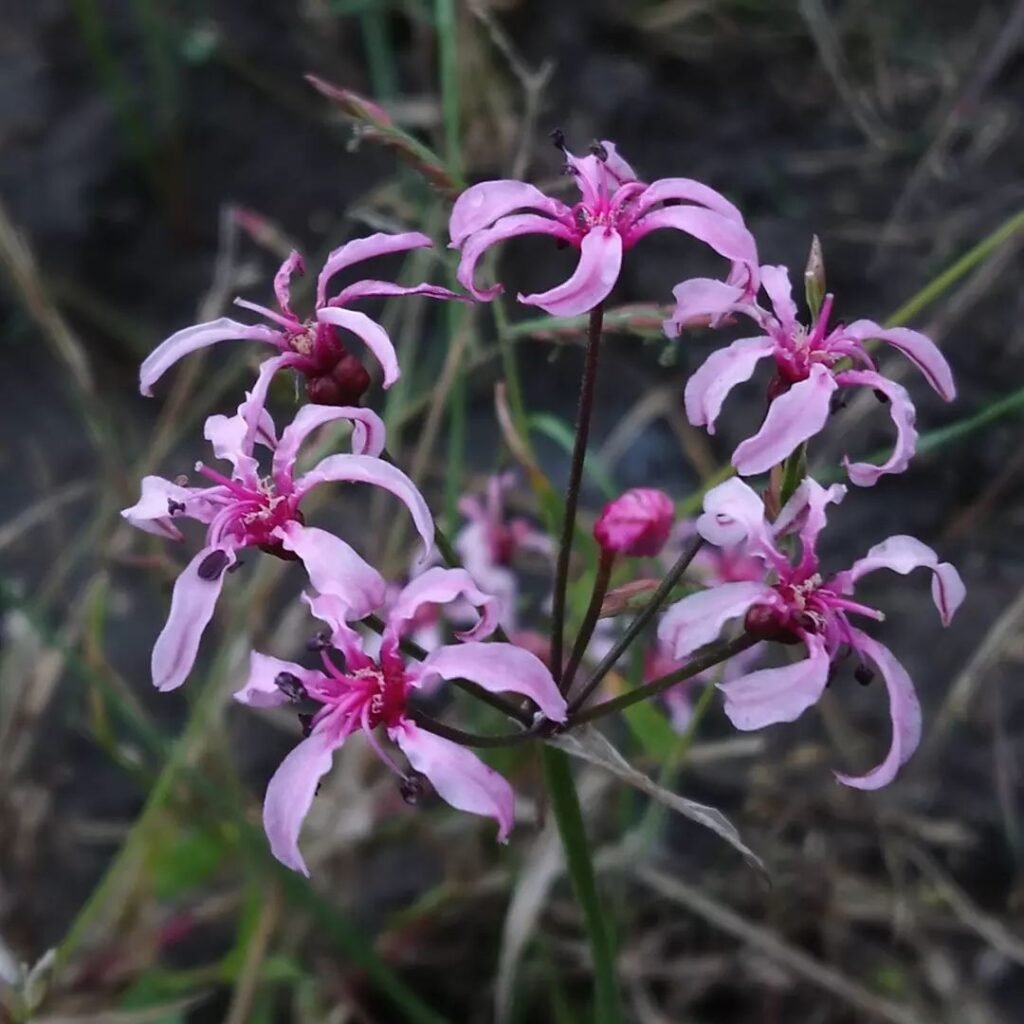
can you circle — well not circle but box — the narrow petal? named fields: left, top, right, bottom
left=237, top=353, right=305, bottom=454
left=835, top=370, right=919, bottom=486
left=297, top=454, right=434, bottom=561
left=203, top=410, right=260, bottom=487
left=624, top=206, right=758, bottom=267
left=834, top=631, right=921, bottom=790
left=151, top=545, right=236, bottom=691
left=391, top=721, right=514, bottom=842
left=657, top=581, right=777, bottom=661
left=840, top=534, right=966, bottom=626
left=315, top=307, right=400, bottom=388
left=273, top=404, right=387, bottom=485
left=264, top=723, right=346, bottom=875
left=718, top=635, right=830, bottom=730
left=518, top=228, right=623, bottom=317
left=684, top=335, right=775, bottom=433
left=276, top=522, right=387, bottom=620
left=664, top=278, right=750, bottom=337
left=329, top=280, right=461, bottom=308
left=417, top=641, right=567, bottom=722
left=455, top=213, right=574, bottom=303
left=121, top=476, right=220, bottom=539
left=273, top=251, right=305, bottom=315
left=139, top=318, right=283, bottom=396
left=388, top=566, right=501, bottom=642
left=233, top=651, right=329, bottom=708
left=631, top=177, right=745, bottom=224
left=759, top=265, right=799, bottom=335
left=732, top=364, right=837, bottom=476
left=301, top=592, right=375, bottom=670
left=773, top=478, right=847, bottom=568
left=844, top=320, right=955, bottom=401
left=316, top=232, right=434, bottom=307
left=449, top=181, right=569, bottom=246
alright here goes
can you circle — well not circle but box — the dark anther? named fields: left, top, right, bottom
left=167, top=498, right=186, bottom=516
left=589, top=139, right=608, bottom=161
left=549, top=127, right=566, bottom=151
left=793, top=611, right=819, bottom=634
left=307, top=630, right=333, bottom=652
left=399, top=771, right=429, bottom=805
left=298, top=713, right=315, bottom=738
left=275, top=671, right=307, bottom=702
left=873, top=388, right=889, bottom=404
left=574, top=208, right=589, bottom=230
left=197, top=549, right=231, bottom=581
left=829, top=392, right=849, bottom=415
left=854, top=664, right=875, bottom=686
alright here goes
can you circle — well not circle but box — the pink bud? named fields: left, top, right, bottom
left=593, top=488, right=674, bottom=557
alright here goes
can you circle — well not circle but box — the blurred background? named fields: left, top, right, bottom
left=2, top=1, right=1024, bottom=1021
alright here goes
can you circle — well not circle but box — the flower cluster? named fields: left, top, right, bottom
left=126, top=128, right=964, bottom=874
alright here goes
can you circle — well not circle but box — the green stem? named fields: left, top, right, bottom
left=561, top=549, right=615, bottom=697
left=542, top=747, right=623, bottom=1024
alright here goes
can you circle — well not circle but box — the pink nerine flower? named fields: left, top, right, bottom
left=234, top=567, right=568, bottom=874
left=658, top=478, right=965, bottom=788
left=122, top=396, right=434, bottom=692
left=448, top=134, right=758, bottom=318
left=671, top=265, right=955, bottom=483
left=140, top=232, right=458, bottom=409
left=594, top=488, right=674, bottom=557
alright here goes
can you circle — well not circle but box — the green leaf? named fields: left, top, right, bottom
left=528, top=413, right=617, bottom=499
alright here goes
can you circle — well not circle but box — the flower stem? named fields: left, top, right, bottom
left=561, top=549, right=615, bottom=696
left=570, top=633, right=756, bottom=727
left=409, top=710, right=540, bottom=748
left=551, top=302, right=605, bottom=687
left=542, top=746, right=623, bottom=1023
left=568, top=536, right=703, bottom=715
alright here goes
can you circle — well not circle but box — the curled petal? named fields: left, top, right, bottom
left=449, top=180, right=570, bottom=246
left=624, top=206, right=758, bottom=268
left=718, top=634, right=831, bottom=730
left=316, top=307, right=400, bottom=388
left=759, top=265, right=799, bottom=335
left=233, top=652, right=329, bottom=708
left=834, top=630, right=921, bottom=790
left=238, top=353, right=305, bottom=453
left=316, top=231, right=434, bottom=307
left=391, top=721, right=515, bottom=842
left=840, top=534, right=965, bottom=626
left=204, top=410, right=260, bottom=487
left=264, top=723, right=346, bottom=875
left=297, top=454, right=434, bottom=561
left=835, top=370, right=918, bottom=486
left=276, top=522, right=387, bottom=620
left=417, top=641, right=567, bottom=722
left=140, top=319, right=284, bottom=396
left=302, top=592, right=375, bottom=670
left=273, top=250, right=305, bottom=315
left=518, top=227, right=623, bottom=317
left=151, top=545, right=236, bottom=692
left=696, top=477, right=772, bottom=554
left=844, top=320, right=955, bottom=401
left=273, top=404, right=386, bottom=485
left=121, top=476, right=220, bottom=539
left=329, top=279, right=462, bottom=308
left=732, top=364, right=837, bottom=476
left=632, top=177, right=745, bottom=224
left=684, top=335, right=775, bottom=433
left=455, top=213, right=574, bottom=303
left=773, top=478, right=846, bottom=570
left=658, top=581, right=777, bottom=661
left=388, top=566, right=501, bottom=642
left=664, top=278, right=750, bottom=337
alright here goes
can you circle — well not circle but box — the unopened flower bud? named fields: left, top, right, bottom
left=305, top=355, right=371, bottom=407
left=804, top=234, right=826, bottom=318
left=594, top=488, right=674, bottom=557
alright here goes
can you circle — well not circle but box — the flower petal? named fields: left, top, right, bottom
left=624, top=206, right=758, bottom=268
left=449, top=181, right=570, bottom=246
left=417, top=641, right=567, bottom=722
left=455, top=213, right=574, bottom=303
left=203, top=410, right=260, bottom=486
left=684, top=335, right=775, bottom=433
left=297, top=454, right=434, bottom=561
left=834, top=630, right=921, bottom=790
left=732, top=364, right=837, bottom=476
left=696, top=477, right=772, bottom=553
left=121, top=476, right=220, bottom=539
left=139, top=318, right=283, bottom=396
left=718, top=634, right=831, bottom=730
left=151, top=545, right=236, bottom=692
left=316, top=231, right=434, bottom=307
left=844, top=320, right=955, bottom=401
left=273, top=250, right=305, bottom=315
left=835, top=370, right=919, bottom=486
left=631, top=177, right=745, bottom=223
left=391, top=721, right=514, bottom=842
left=273, top=404, right=387, bottom=485
left=657, top=581, right=777, bottom=661
left=518, top=227, right=623, bottom=317
left=387, top=566, right=501, bottom=642
left=759, top=265, right=799, bottom=335
left=315, top=307, right=400, bottom=388
left=233, top=651, right=329, bottom=708
left=301, top=592, right=375, bottom=670
left=773, top=478, right=846, bottom=570
left=263, top=724, right=346, bottom=875
left=664, top=278, right=750, bottom=337
left=329, top=280, right=462, bottom=308
left=276, top=522, right=387, bottom=620
left=840, top=534, right=966, bottom=626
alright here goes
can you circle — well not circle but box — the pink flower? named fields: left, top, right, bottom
left=658, top=477, right=965, bottom=788
left=139, top=233, right=459, bottom=409
left=448, top=134, right=758, bottom=318
left=234, top=567, right=568, bottom=874
left=594, top=488, right=674, bottom=557
left=122, top=395, right=434, bottom=692
left=673, top=265, right=956, bottom=483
